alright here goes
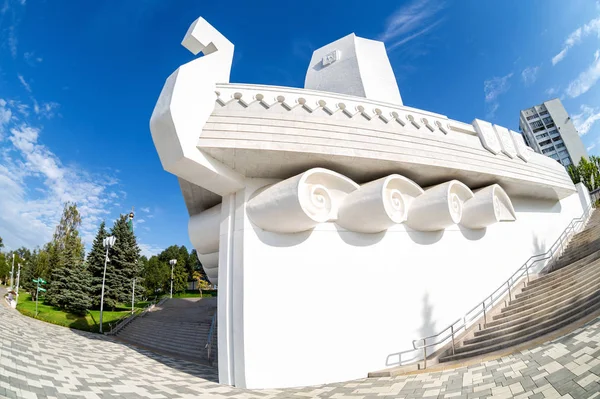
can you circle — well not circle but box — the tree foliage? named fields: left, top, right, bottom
left=88, top=222, right=108, bottom=308
left=101, top=215, right=141, bottom=309
left=2, top=202, right=212, bottom=319
left=45, top=203, right=91, bottom=313
left=567, top=156, right=600, bottom=192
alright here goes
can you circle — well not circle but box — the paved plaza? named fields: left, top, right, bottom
left=1, top=296, right=600, bottom=399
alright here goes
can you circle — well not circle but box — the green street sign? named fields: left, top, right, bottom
left=32, top=278, right=40, bottom=283
left=38, top=287, right=46, bottom=292
left=40, top=279, right=46, bottom=284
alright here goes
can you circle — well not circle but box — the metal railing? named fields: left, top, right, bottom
left=386, top=203, right=595, bottom=369
left=107, top=296, right=169, bottom=335
left=205, top=313, right=217, bottom=362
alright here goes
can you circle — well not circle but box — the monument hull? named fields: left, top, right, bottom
left=216, top=180, right=589, bottom=388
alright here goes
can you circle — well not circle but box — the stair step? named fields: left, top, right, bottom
left=436, top=209, right=600, bottom=364
left=498, top=258, right=600, bottom=318
left=468, top=288, right=600, bottom=345
left=440, top=297, right=600, bottom=362
left=516, top=251, right=600, bottom=299
left=488, top=275, right=600, bottom=328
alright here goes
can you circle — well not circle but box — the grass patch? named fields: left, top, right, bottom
left=16, top=292, right=142, bottom=333
left=172, top=290, right=216, bottom=298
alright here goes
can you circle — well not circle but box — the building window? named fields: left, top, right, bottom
left=562, top=158, right=572, bottom=166
left=552, top=136, right=562, bottom=142
left=536, top=133, right=549, bottom=140
left=548, top=129, right=559, bottom=136
left=540, top=111, right=549, bottom=116
left=533, top=126, right=546, bottom=133
left=530, top=120, right=544, bottom=129
left=527, top=115, right=539, bottom=121
left=539, top=139, right=553, bottom=147
left=542, top=117, right=554, bottom=125
left=555, top=142, right=565, bottom=149
left=546, top=123, right=555, bottom=128
left=549, top=153, right=559, bottom=159
left=558, top=150, right=569, bottom=157
left=543, top=148, right=555, bottom=154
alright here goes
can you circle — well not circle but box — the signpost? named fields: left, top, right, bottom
left=32, top=278, right=47, bottom=316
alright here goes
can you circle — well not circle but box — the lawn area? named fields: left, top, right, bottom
left=173, top=290, right=217, bottom=299
left=15, top=292, right=143, bottom=333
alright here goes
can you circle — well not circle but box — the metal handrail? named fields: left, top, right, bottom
left=387, top=202, right=594, bottom=369
left=205, top=313, right=217, bottom=361
left=107, top=296, right=168, bottom=335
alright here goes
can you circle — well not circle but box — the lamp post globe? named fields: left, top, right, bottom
left=169, top=259, right=177, bottom=299
left=99, top=235, right=116, bottom=333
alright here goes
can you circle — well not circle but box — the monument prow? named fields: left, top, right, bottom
left=149, top=17, right=588, bottom=389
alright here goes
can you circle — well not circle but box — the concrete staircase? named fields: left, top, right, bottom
left=115, top=297, right=217, bottom=364
left=439, top=209, right=600, bottom=363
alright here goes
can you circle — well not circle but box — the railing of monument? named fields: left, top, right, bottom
left=386, top=202, right=595, bottom=370
left=107, top=295, right=168, bottom=335
left=205, top=312, right=217, bottom=362
left=590, top=188, right=600, bottom=205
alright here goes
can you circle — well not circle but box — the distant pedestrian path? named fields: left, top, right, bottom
left=1, top=301, right=600, bottom=398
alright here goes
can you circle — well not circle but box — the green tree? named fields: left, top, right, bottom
left=87, top=222, right=108, bottom=308
left=0, top=236, right=3, bottom=249
left=193, top=270, right=211, bottom=297
left=567, top=164, right=581, bottom=185
left=0, top=253, right=8, bottom=285
left=190, top=249, right=206, bottom=281
left=103, top=215, right=141, bottom=309
left=577, top=157, right=598, bottom=192
left=45, top=203, right=86, bottom=307
left=157, top=245, right=189, bottom=294
left=141, top=255, right=169, bottom=297
left=47, top=233, right=91, bottom=314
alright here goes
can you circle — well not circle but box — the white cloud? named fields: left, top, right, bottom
left=565, top=50, right=600, bottom=98
left=484, top=73, right=513, bottom=102
left=33, top=100, right=59, bottom=119
left=588, top=143, right=596, bottom=152
left=573, top=104, right=600, bottom=136
left=17, top=74, right=31, bottom=92
left=521, top=66, right=539, bottom=86
left=140, top=206, right=150, bottom=213
left=0, top=99, right=12, bottom=139
left=0, top=100, right=123, bottom=250
left=483, top=73, right=513, bottom=118
left=552, top=17, right=600, bottom=65
left=8, top=26, right=17, bottom=58
left=379, top=0, right=446, bottom=51
left=545, top=87, right=558, bottom=96
left=138, top=242, right=163, bottom=258
left=24, top=51, right=42, bottom=65
left=136, top=218, right=146, bottom=224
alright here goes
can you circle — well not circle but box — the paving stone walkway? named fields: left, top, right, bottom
left=1, top=295, right=600, bottom=399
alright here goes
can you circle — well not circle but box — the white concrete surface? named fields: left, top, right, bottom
left=149, top=16, right=588, bottom=390
left=305, top=33, right=403, bottom=105
left=216, top=181, right=588, bottom=389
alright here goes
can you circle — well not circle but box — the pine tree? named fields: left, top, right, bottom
left=103, top=215, right=141, bottom=309
left=46, top=234, right=91, bottom=314
left=88, top=222, right=108, bottom=308
left=46, top=203, right=86, bottom=307
left=63, top=262, right=92, bottom=315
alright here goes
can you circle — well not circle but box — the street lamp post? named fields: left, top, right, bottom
left=100, top=235, right=116, bottom=333
left=169, top=259, right=177, bottom=299
left=131, top=278, right=135, bottom=314
left=15, top=263, right=21, bottom=306
left=9, top=254, right=15, bottom=290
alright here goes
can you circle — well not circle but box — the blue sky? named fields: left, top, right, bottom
left=1, top=0, right=599, bottom=255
